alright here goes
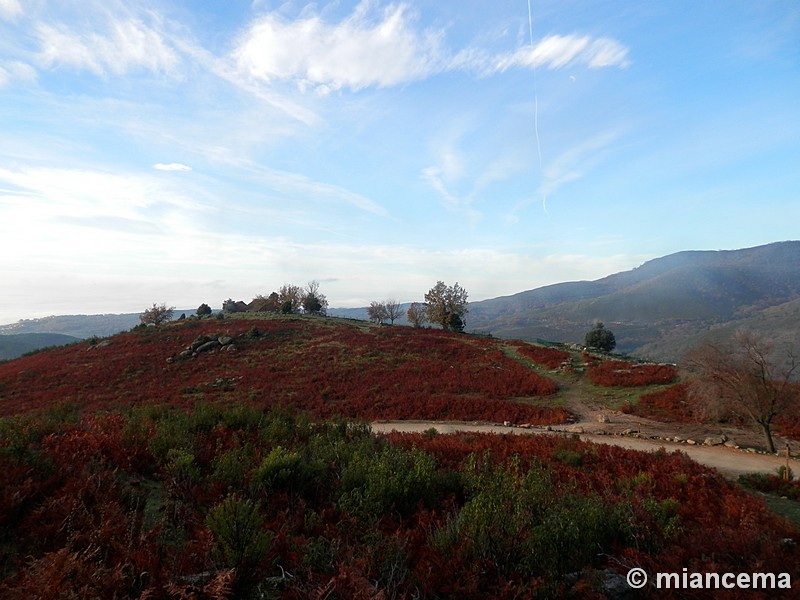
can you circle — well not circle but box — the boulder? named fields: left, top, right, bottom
left=703, top=436, right=726, bottom=446
left=218, top=336, right=234, bottom=346
left=195, top=340, right=221, bottom=354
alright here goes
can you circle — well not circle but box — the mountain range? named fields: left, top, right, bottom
left=3, top=241, right=798, bottom=362
left=467, top=241, right=800, bottom=360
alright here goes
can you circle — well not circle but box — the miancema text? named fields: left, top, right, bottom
left=656, top=570, right=791, bottom=590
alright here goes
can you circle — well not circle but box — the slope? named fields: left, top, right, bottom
left=469, top=241, right=800, bottom=360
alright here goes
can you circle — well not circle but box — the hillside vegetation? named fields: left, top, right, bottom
left=1, top=315, right=798, bottom=597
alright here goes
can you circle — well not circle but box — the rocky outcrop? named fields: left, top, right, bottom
left=167, top=334, right=238, bottom=362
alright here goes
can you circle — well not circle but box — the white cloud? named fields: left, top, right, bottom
left=153, top=163, right=192, bottom=172
left=234, top=2, right=445, bottom=92
left=0, top=61, right=37, bottom=87
left=233, top=4, right=629, bottom=94
left=35, top=19, right=180, bottom=76
left=463, top=34, right=630, bottom=75
left=0, top=0, right=22, bottom=21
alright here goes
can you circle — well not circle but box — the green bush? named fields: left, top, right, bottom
left=205, top=495, right=271, bottom=572
left=339, top=443, right=437, bottom=518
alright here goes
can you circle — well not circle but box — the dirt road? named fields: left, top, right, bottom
left=371, top=420, right=797, bottom=480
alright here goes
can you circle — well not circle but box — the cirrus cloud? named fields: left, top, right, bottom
left=153, top=163, right=192, bottom=172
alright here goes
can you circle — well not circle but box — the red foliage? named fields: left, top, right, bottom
left=510, top=341, right=572, bottom=369
left=0, top=318, right=565, bottom=424
left=587, top=357, right=678, bottom=387
left=623, top=383, right=695, bottom=423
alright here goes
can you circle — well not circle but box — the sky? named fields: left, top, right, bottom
left=1, top=0, right=798, bottom=324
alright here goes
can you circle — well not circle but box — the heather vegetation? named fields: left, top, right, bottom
left=1, top=403, right=797, bottom=598
left=1, top=310, right=799, bottom=597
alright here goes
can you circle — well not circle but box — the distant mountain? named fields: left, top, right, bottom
left=0, top=313, right=142, bottom=339
left=468, top=241, right=800, bottom=361
left=0, top=333, right=80, bottom=361
left=0, top=310, right=200, bottom=340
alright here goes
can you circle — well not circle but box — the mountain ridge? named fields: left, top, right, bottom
left=468, top=241, right=800, bottom=360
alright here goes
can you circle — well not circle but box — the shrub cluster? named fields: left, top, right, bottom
left=587, top=357, right=678, bottom=387
left=1, top=403, right=797, bottom=598
left=510, top=341, right=572, bottom=370
left=623, top=383, right=695, bottom=422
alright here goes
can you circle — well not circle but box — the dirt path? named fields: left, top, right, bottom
left=371, top=420, right=798, bottom=480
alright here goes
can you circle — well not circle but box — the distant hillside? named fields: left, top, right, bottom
left=468, top=241, right=800, bottom=361
left=0, top=310, right=198, bottom=340
left=0, top=333, right=80, bottom=361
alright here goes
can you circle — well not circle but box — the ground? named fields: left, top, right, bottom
left=374, top=364, right=800, bottom=481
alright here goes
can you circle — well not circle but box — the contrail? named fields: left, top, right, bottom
left=527, top=0, right=542, bottom=172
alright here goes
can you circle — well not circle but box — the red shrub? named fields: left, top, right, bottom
left=624, top=383, right=695, bottom=423
left=0, top=318, right=566, bottom=424
left=587, top=358, right=678, bottom=387
left=511, top=342, right=572, bottom=369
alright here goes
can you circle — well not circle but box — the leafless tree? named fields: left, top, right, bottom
left=384, top=299, right=402, bottom=325
left=368, top=301, right=388, bottom=324
left=687, top=330, right=798, bottom=453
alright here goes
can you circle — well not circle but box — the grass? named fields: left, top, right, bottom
left=762, top=494, right=800, bottom=528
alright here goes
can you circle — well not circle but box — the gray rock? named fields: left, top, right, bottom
left=195, top=340, right=221, bottom=353
left=190, top=335, right=212, bottom=351
left=703, top=436, right=726, bottom=446
left=218, top=336, right=234, bottom=346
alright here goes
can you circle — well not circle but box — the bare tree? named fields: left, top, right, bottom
left=384, top=299, right=402, bottom=325
left=406, top=302, right=427, bottom=328
left=368, top=301, right=388, bottom=324
left=687, top=330, right=798, bottom=453
left=140, top=303, right=175, bottom=326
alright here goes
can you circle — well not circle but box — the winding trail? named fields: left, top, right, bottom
left=371, top=420, right=797, bottom=480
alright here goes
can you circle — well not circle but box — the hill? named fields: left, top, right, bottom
left=0, top=333, right=80, bottom=361
left=1, top=315, right=798, bottom=597
left=0, top=315, right=565, bottom=424
left=468, top=241, right=800, bottom=360
left=0, top=313, right=142, bottom=339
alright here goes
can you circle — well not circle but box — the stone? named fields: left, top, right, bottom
left=597, top=414, right=610, bottom=423
left=195, top=340, right=221, bottom=353
left=686, top=439, right=697, bottom=445
left=703, top=436, right=726, bottom=446
left=190, top=335, right=211, bottom=351
left=218, top=336, right=234, bottom=346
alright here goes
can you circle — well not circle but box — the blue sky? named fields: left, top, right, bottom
left=1, top=0, right=798, bottom=323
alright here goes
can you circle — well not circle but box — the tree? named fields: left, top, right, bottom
left=196, top=303, right=212, bottom=317
left=368, top=301, right=388, bottom=324
left=584, top=322, right=616, bottom=353
left=277, top=284, right=303, bottom=314
left=302, top=280, right=328, bottom=316
left=250, top=292, right=281, bottom=313
left=140, top=303, right=174, bottom=326
left=222, top=299, right=246, bottom=314
left=688, top=331, right=798, bottom=453
left=406, top=302, right=427, bottom=328
left=424, top=281, right=468, bottom=332
left=384, top=299, right=402, bottom=325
